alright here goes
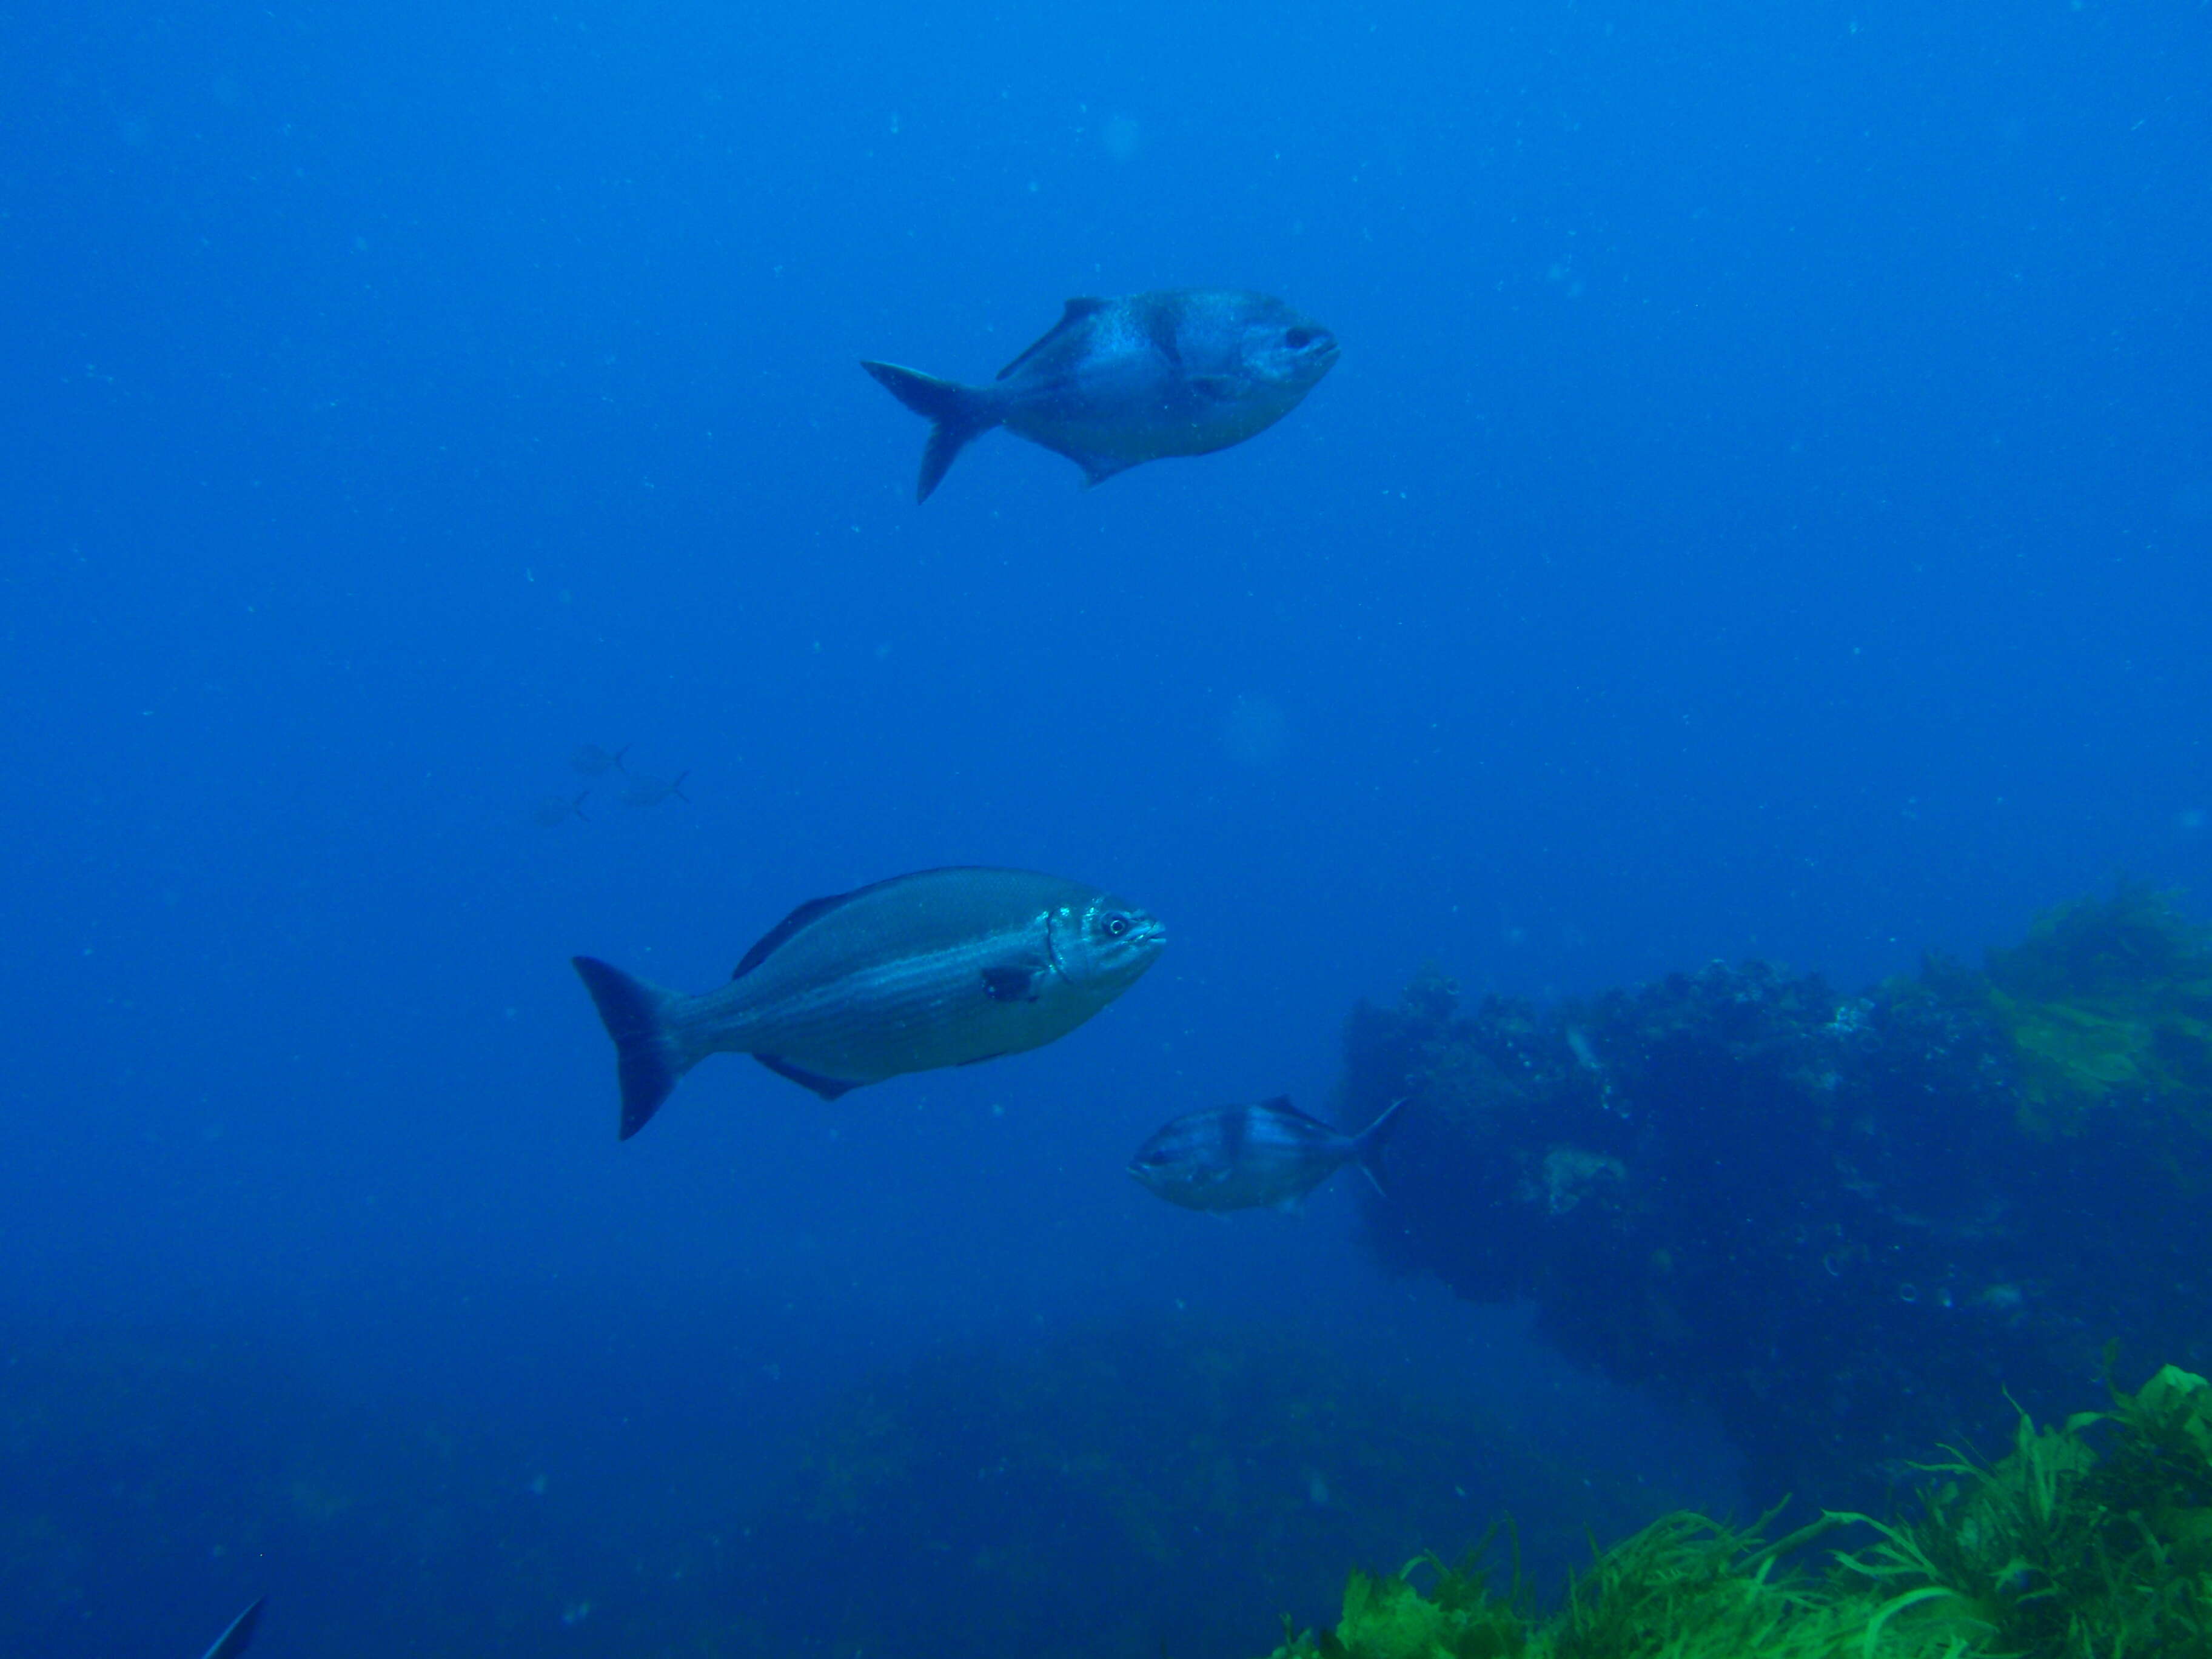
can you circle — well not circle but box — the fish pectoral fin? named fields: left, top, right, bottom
left=1273, top=1196, right=1307, bottom=1216
left=1187, top=373, right=1243, bottom=403
left=981, top=965, right=1045, bottom=1002
left=754, top=1053, right=860, bottom=1101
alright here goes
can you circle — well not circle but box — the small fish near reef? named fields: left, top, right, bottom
left=1128, top=1096, right=1406, bottom=1213
left=574, top=867, right=1165, bottom=1139
left=862, top=289, right=1339, bottom=501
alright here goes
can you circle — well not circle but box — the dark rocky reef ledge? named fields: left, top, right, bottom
left=1338, top=883, right=2212, bottom=1507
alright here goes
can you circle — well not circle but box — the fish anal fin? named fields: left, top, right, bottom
left=956, top=1050, right=1011, bottom=1067
left=1075, top=452, right=1141, bottom=488
left=996, top=297, right=1110, bottom=381
left=754, top=1053, right=859, bottom=1101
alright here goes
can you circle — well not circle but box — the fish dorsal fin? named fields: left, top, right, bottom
left=201, top=1598, right=267, bottom=1659
left=1256, top=1094, right=1331, bottom=1128
left=732, top=866, right=1058, bottom=980
left=996, top=297, right=1110, bottom=381
left=734, top=889, right=862, bottom=979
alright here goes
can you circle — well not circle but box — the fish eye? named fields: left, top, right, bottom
left=1103, top=913, right=1130, bottom=939
left=1284, top=327, right=1318, bottom=348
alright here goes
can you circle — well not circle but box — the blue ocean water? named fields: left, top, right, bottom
left=2, top=1, right=2208, bottom=1653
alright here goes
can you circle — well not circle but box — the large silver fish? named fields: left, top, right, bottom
left=1128, top=1096, right=1404, bottom=1213
left=862, top=289, right=1339, bottom=502
left=574, top=867, right=1165, bottom=1138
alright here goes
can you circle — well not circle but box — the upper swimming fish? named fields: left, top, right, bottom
left=574, top=866, right=1165, bottom=1138
left=862, top=289, right=1339, bottom=502
left=1128, top=1096, right=1404, bottom=1213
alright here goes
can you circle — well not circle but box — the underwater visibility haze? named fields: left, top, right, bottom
left=2, top=0, right=2210, bottom=1654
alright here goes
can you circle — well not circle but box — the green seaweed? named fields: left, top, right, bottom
left=1271, top=1539, right=1528, bottom=1659
left=1980, top=882, right=2212, bottom=1147
left=1261, top=1366, right=2212, bottom=1659
left=1828, top=1363, right=2212, bottom=1655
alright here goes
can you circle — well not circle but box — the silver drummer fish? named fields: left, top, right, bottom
left=574, top=867, right=1165, bottom=1138
left=1128, top=1096, right=1405, bottom=1213
left=862, top=289, right=1339, bottom=501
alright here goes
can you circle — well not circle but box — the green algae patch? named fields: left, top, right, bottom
left=1264, top=1366, right=2212, bottom=1659
left=1828, top=1362, right=2212, bottom=1656
left=1313, top=1550, right=1529, bottom=1659
left=1980, top=882, right=2212, bottom=1145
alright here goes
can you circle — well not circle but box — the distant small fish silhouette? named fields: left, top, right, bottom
left=533, top=790, right=590, bottom=826
left=570, top=743, right=630, bottom=777
left=619, top=770, right=689, bottom=808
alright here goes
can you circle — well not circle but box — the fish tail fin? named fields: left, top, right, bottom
left=669, top=769, right=689, bottom=802
left=572, top=956, right=696, bottom=1139
left=612, top=743, right=632, bottom=774
left=860, top=360, right=999, bottom=502
left=1353, top=1096, right=1410, bottom=1198
left=572, top=789, right=591, bottom=822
